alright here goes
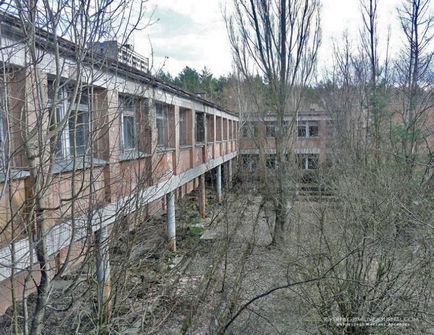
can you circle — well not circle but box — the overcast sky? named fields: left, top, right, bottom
left=134, top=0, right=416, bottom=77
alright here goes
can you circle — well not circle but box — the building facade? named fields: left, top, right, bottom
left=238, top=105, right=331, bottom=176
left=0, top=13, right=238, bottom=314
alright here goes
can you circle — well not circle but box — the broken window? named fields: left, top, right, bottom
left=156, top=103, right=169, bottom=147
left=266, top=155, right=276, bottom=169
left=298, top=120, right=319, bottom=138
left=242, top=126, right=249, bottom=138
left=297, top=154, right=319, bottom=170
left=242, top=155, right=258, bottom=172
left=223, top=118, right=228, bottom=140
left=216, top=117, right=222, bottom=141
left=195, top=112, right=205, bottom=143
left=179, top=108, right=191, bottom=146
left=309, top=122, right=319, bottom=137
left=119, top=95, right=137, bottom=151
left=49, top=82, right=90, bottom=159
left=207, top=114, right=214, bottom=142
left=265, top=122, right=276, bottom=137
left=252, top=124, right=258, bottom=137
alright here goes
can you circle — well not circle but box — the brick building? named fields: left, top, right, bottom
left=0, top=13, right=239, bottom=313
left=238, top=105, right=331, bottom=175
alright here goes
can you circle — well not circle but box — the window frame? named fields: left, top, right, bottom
left=49, top=84, right=91, bottom=160
left=207, top=114, right=214, bottom=142
left=265, top=122, right=276, bottom=138
left=241, top=126, right=249, bottom=138
left=266, top=154, right=276, bottom=169
left=179, top=108, right=187, bottom=146
left=119, top=95, right=138, bottom=152
left=297, top=153, right=319, bottom=170
left=298, top=120, right=319, bottom=138
left=242, top=154, right=258, bottom=172
left=195, top=111, right=205, bottom=143
left=156, top=102, right=169, bottom=147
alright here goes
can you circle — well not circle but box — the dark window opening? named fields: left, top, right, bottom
left=298, top=120, right=319, bottom=138
left=266, top=122, right=276, bottom=137
left=266, top=155, right=276, bottom=169
left=120, top=95, right=137, bottom=151
left=156, top=103, right=168, bottom=147
left=297, top=154, right=319, bottom=170
left=179, top=108, right=189, bottom=146
left=196, top=112, right=205, bottom=143
left=48, top=82, right=90, bottom=159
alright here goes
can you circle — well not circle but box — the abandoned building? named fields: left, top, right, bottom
left=0, top=13, right=238, bottom=313
left=238, top=105, right=332, bottom=174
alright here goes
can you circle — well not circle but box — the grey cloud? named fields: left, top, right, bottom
left=153, top=40, right=203, bottom=61
left=151, top=8, right=200, bottom=38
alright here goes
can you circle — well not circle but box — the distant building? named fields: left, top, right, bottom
left=238, top=104, right=332, bottom=175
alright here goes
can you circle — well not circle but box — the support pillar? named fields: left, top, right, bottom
left=167, top=191, right=176, bottom=251
left=199, top=174, right=206, bottom=218
left=228, top=159, right=233, bottom=185
left=96, top=226, right=111, bottom=323
left=216, top=165, right=222, bottom=203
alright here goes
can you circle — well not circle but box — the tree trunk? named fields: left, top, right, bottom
left=30, top=205, right=50, bottom=335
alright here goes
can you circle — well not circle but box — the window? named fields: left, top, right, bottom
left=49, top=83, right=90, bottom=159
left=242, top=126, right=249, bottom=138
left=120, top=95, right=137, bottom=151
left=223, top=119, right=228, bottom=140
left=207, top=115, right=214, bottom=142
left=252, top=124, right=258, bottom=137
left=216, top=117, right=222, bottom=141
left=68, top=105, right=89, bottom=157
left=309, top=122, right=319, bottom=137
left=242, top=123, right=258, bottom=138
left=265, top=122, right=276, bottom=137
left=242, top=155, right=258, bottom=172
left=298, top=122, right=307, bottom=137
left=195, top=112, right=205, bottom=143
left=297, top=154, right=319, bottom=170
left=298, top=120, right=319, bottom=138
left=156, top=103, right=169, bottom=147
left=179, top=108, right=191, bottom=146
left=266, top=155, right=276, bottom=169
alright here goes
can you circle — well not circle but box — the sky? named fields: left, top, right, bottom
left=133, top=0, right=417, bottom=78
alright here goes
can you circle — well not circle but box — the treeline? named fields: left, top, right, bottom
left=155, top=66, right=239, bottom=112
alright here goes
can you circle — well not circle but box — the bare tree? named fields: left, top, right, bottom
left=395, top=0, right=434, bottom=178
left=225, top=0, right=321, bottom=246
left=0, top=1, right=150, bottom=333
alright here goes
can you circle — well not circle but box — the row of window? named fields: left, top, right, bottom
left=47, top=84, right=237, bottom=160
left=242, top=120, right=320, bottom=139
left=177, top=108, right=237, bottom=147
left=242, top=154, right=319, bottom=172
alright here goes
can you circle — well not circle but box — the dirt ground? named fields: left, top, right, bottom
left=0, top=185, right=430, bottom=334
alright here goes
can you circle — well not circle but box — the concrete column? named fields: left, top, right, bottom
left=228, top=159, right=233, bottom=184
left=167, top=191, right=176, bottom=251
left=216, top=165, right=222, bottom=203
left=199, top=174, right=206, bottom=218
left=95, top=226, right=111, bottom=322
